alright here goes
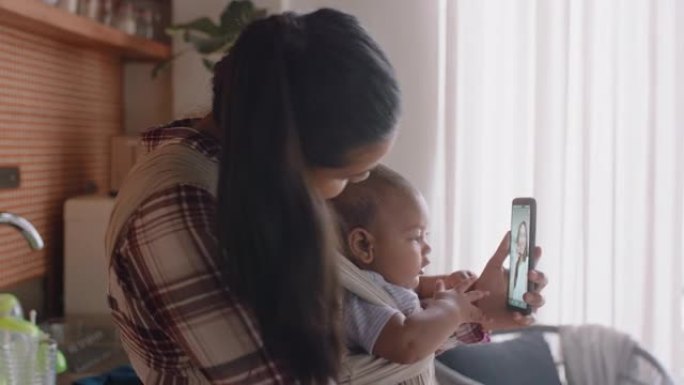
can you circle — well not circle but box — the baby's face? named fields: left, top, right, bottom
left=367, top=189, right=432, bottom=289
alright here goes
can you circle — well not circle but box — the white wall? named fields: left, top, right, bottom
left=285, top=1, right=442, bottom=203
left=124, top=63, right=172, bottom=134
left=172, top=0, right=283, bottom=118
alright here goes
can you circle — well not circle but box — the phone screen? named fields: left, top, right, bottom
left=508, top=203, right=532, bottom=309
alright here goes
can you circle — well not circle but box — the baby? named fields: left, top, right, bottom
left=330, top=165, right=489, bottom=364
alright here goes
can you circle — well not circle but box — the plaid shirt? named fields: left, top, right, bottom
left=107, top=121, right=486, bottom=385
left=108, top=121, right=296, bottom=385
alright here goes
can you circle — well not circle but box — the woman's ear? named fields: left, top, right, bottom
left=347, top=228, right=375, bottom=265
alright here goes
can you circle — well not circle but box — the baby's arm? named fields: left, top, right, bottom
left=373, top=280, right=487, bottom=364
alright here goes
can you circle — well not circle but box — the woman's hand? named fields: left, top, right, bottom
left=473, top=232, right=548, bottom=331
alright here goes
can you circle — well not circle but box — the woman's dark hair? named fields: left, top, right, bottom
left=517, top=221, right=528, bottom=262
left=212, top=9, right=400, bottom=384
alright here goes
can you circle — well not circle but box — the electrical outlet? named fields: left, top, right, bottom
left=0, top=167, right=20, bottom=189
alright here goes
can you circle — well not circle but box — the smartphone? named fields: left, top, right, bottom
left=507, top=197, right=536, bottom=315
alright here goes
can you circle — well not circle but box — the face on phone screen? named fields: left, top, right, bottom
left=508, top=204, right=531, bottom=309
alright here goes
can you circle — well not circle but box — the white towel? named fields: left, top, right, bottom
left=560, top=324, right=636, bottom=385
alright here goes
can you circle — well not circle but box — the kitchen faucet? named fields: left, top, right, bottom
left=0, top=212, right=44, bottom=250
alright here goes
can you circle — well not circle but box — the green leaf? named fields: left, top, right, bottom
left=150, top=1, right=266, bottom=79
left=164, top=27, right=192, bottom=44
left=220, top=1, right=257, bottom=32
left=150, top=49, right=189, bottom=78
left=202, top=58, right=217, bottom=72
left=187, top=34, right=232, bottom=55
left=253, top=9, right=267, bottom=20
left=167, top=17, right=222, bottom=37
left=165, top=26, right=183, bottom=37
left=152, top=59, right=172, bottom=78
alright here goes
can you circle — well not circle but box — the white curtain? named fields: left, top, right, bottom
left=428, top=0, right=684, bottom=375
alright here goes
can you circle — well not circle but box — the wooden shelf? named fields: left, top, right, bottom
left=0, top=0, right=171, bottom=61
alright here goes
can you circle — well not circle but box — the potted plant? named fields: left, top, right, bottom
left=153, top=0, right=267, bottom=77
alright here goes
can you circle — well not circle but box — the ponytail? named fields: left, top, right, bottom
left=213, top=9, right=400, bottom=384
left=214, top=14, right=341, bottom=384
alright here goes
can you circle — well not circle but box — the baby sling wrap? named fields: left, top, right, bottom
left=337, top=254, right=436, bottom=385
left=104, top=142, right=436, bottom=385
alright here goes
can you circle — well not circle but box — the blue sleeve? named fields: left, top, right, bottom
left=343, top=292, right=401, bottom=354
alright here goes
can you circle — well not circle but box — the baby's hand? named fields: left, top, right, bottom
left=431, top=278, right=490, bottom=326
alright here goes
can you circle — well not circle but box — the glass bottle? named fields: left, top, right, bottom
left=116, top=1, right=137, bottom=35
left=101, top=0, right=116, bottom=27
left=79, top=0, right=101, bottom=21
left=58, top=0, right=79, bottom=14
left=136, top=6, right=154, bottom=39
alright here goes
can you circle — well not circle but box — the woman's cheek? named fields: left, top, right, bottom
left=319, top=179, right=348, bottom=200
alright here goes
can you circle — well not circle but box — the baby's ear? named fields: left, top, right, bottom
left=348, top=228, right=375, bottom=265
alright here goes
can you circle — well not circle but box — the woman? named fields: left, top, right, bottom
left=106, top=9, right=547, bottom=385
left=513, top=221, right=529, bottom=290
